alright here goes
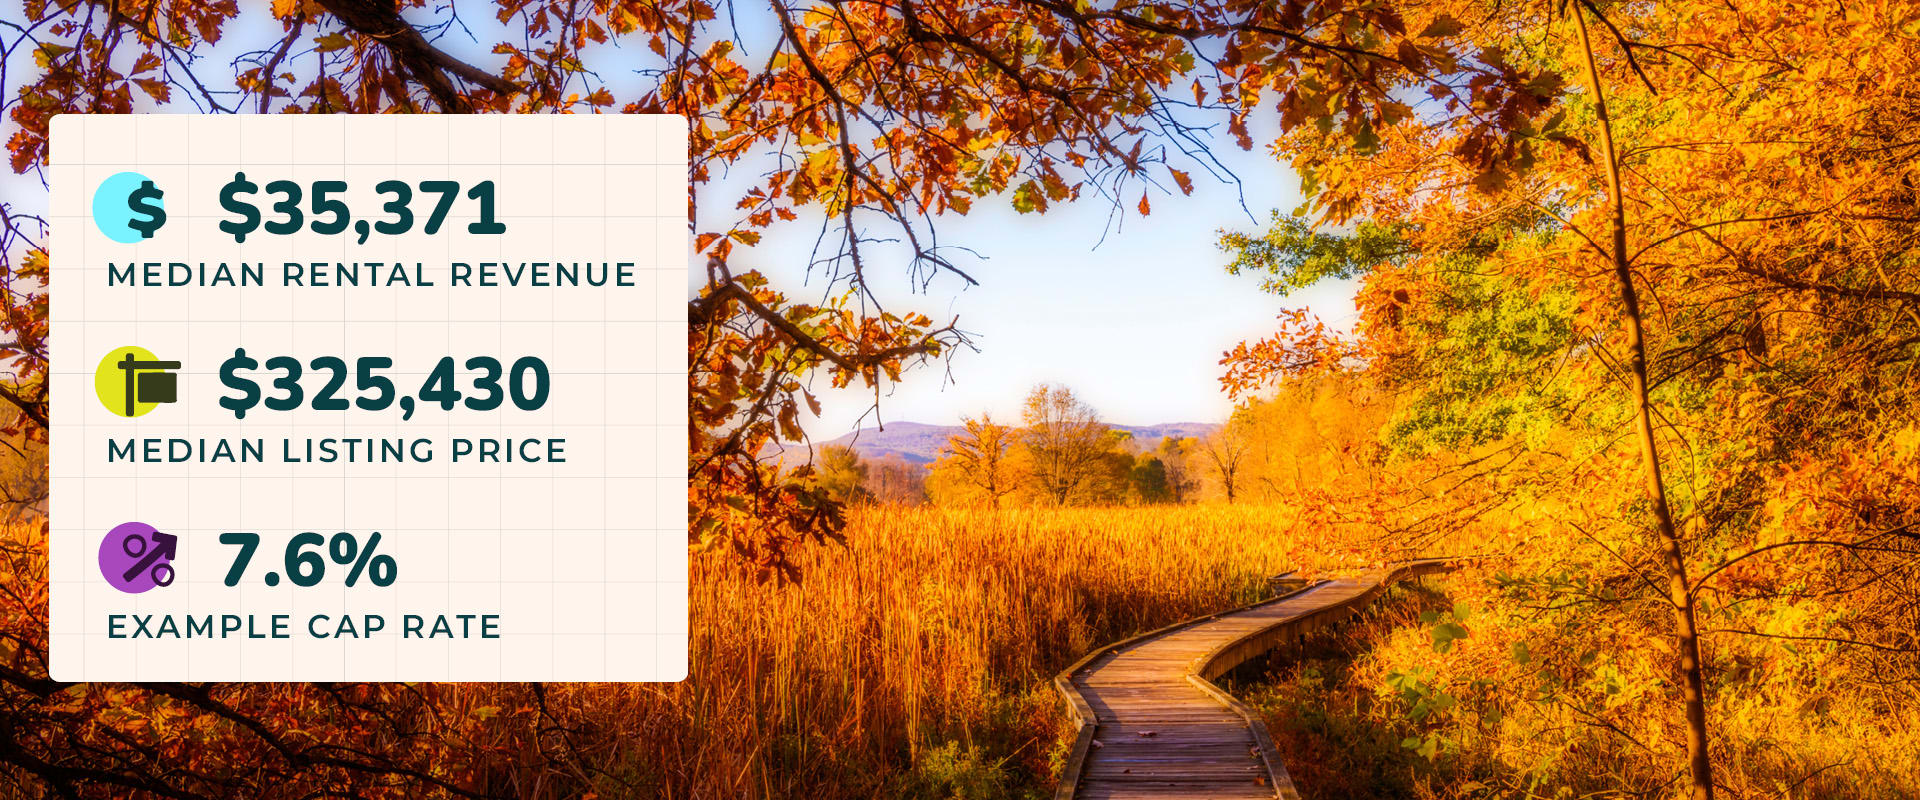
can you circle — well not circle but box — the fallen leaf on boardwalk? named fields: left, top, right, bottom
left=1137, top=730, right=1157, bottom=737
left=1090, top=739, right=1104, bottom=749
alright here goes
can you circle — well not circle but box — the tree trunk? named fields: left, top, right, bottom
left=1571, top=9, right=1716, bottom=800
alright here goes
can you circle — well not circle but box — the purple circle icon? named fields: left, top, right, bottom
left=99, top=521, right=178, bottom=594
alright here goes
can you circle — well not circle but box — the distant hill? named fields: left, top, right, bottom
left=816, top=421, right=1219, bottom=465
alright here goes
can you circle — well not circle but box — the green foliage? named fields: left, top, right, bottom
left=814, top=445, right=874, bottom=504
left=909, top=741, right=1013, bottom=800
left=1383, top=252, right=1580, bottom=457
left=1218, top=212, right=1412, bottom=296
left=1256, top=667, right=1440, bottom=795
left=1421, top=603, right=1473, bottom=654
left=1126, top=456, right=1171, bottom=504
left=1386, top=667, right=1458, bottom=726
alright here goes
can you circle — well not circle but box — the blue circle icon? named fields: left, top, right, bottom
left=93, top=171, right=166, bottom=244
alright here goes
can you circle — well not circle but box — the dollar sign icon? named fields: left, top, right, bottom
left=218, top=347, right=261, bottom=420
left=125, top=181, right=166, bottom=239
left=93, top=172, right=164, bottom=244
left=218, top=171, right=262, bottom=244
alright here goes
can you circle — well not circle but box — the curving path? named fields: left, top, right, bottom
left=1052, top=561, right=1462, bottom=800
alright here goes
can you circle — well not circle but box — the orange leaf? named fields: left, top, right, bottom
left=1169, top=168, right=1193, bottom=195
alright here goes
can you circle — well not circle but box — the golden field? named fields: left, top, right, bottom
left=657, top=504, right=1346, bottom=798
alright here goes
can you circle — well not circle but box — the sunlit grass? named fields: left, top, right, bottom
left=567, top=504, right=1355, bottom=798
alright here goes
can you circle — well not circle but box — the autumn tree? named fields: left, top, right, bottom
left=1201, top=412, right=1250, bottom=504
left=931, top=413, right=1022, bottom=509
left=1127, top=454, right=1172, bottom=504
left=1565, top=10, right=1712, bottom=793
left=1228, top=376, right=1386, bottom=504
left=1018, top=384, right=1110, bottom=506
left=1219, top=1, right=1920, bottom=795
left=1155, top=436, right=1200, bottom=503
left=1085, top=429, right=1145, bottom=505
left=863, top=454, right=928, bottom=506
left=813, top=445, right=873, bottom=505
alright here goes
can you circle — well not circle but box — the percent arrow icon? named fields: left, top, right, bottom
left=122, top=530, right=178, bottom=584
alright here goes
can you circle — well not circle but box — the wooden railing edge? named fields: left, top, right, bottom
left=1183, top=669, right=1303, bottom=800
left=1049, top=578, right=1334, bottom=800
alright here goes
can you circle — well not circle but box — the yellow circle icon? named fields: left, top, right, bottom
left=95, top=346, right=182, bottom=418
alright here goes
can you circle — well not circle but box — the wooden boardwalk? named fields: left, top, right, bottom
left=1052, top=561, right=1461, bottom=800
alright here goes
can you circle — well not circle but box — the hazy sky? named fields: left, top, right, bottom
left=0, top=4, right=1362, bottom=436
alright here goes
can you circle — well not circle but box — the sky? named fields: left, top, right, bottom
left=723, top=156, right=1361, bottom=435
left=0, top=2, right=1362, bottom=436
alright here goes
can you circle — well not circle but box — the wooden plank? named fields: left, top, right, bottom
left=1051, top=558, right=1469, bottom=800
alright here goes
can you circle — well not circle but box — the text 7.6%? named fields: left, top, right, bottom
left=219, top=531, right=398, bottom=588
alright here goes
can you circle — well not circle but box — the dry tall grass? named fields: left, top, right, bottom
left=562, top=503, right=1362, bottom=798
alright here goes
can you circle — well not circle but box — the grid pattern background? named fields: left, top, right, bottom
left=47, top=114, right=689, bottom=682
